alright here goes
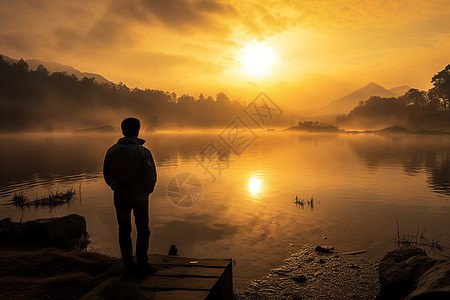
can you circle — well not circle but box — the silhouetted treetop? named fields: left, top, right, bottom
left=337, top=64, right=450, bottom=130
left=430, top=64, right=450, bottom=111
left=0, top=55, right=246, bottom=132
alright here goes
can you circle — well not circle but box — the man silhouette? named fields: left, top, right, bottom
left=103, top=117, right=157, bottom=276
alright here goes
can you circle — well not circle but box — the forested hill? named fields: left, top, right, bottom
left=337, top=65, right=450, bottom=131
left=0, top=56, right=254, bottom=132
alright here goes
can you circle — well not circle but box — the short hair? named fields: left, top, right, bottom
left=121, top=117, right=140, bottom=137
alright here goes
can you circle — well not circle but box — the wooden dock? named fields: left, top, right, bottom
left=81, top=254, right=233, bottom=300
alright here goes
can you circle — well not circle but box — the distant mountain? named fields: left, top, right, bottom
left=26, top=59, right=110, bottom=84
left=75, top=125, right=117, bottom=133
left=389, top=85, right=411, bottom=96
left=307, top=82, right=413, bottom=117
left=0, top=54, right=110, bottom=84
left=0, top=54, right=16, bottom=64
left=320, top=82, right=396, bottom=115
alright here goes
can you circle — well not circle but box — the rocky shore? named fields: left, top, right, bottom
left=235, top=245, right=379, bottom=299
left=236, top=245, right=450, bottom=299
left=2, top=215, right=449, bottom=299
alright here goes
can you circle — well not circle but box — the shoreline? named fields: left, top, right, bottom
left=2, top=239, right=449, bottom=299
left=285, top=125, right=450, bottom=135
left=1, top=243, right=380, bottom=300
left=235, top=245, right=380, bottom=299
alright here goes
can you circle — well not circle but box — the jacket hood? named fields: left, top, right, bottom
left=117, top=137, right=146, bottom=145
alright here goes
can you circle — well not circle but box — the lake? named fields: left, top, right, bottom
left=0, top=131, right=449, bottom=288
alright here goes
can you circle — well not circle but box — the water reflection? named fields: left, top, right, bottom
left=347, top=134, right=450, bottom=195
left=248, top=176, right=262, bottom=197
left=0, top=132, right=449, bottom=288
left=429, top=152, right=450, bottom=194
left=0, top=132, right=216, bottom=197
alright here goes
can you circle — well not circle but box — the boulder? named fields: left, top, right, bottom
left=0, top=214, right=86, bottom=247
left=407, top=260, right=450, bottom=299
left=0, top=217, right=20, bottom=243
left=377, top=247, right=450, bottom=299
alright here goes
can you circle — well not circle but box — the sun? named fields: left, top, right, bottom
left=239, top=42, right=277, bottom=78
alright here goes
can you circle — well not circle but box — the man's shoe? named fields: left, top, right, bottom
left=123, top=262, right=137, bottom=279
left=137, top=263, right=158, bottom=276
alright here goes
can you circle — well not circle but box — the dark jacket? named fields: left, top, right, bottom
left=103, top=137, right=157, bottom=195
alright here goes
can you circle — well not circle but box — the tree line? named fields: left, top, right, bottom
left=337, top=65, right=450, bottom=130
left=0, top=56, right=247, bottom=132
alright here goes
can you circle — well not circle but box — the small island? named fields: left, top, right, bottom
left=286, top=121, right=341, bottom=132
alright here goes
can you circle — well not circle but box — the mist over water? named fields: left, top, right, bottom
left=0, top=131, right=449, bottom=288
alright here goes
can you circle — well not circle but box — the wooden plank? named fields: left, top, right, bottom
left=82, top=254, right=233, bottom=300
left=209, top=260, right=233, bottom=300
left=139, top=276, right=218, bottom=290
left=149, top=254, right=231, bottom=268
left=80, top=277, right=141, bottom=300
left=141, top=290, right=210, bottom=300
left=153, top=265, right=223, bottom=277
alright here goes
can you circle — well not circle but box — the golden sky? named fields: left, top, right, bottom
left=1, top=0, right=450, bottom=110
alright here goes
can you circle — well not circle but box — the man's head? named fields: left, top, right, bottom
left=121, top=117, right=140, bottom=137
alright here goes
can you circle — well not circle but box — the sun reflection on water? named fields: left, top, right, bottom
left=248, top=176, right=262, bottom=197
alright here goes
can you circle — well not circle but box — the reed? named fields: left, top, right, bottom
left=395, top=219, right=445, bottom=255
left=12, top=190, right=28, bottom=208
left=10, top=187, right=76, bottom=209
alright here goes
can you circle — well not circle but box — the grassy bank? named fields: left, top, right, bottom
left=0, top=245, right=120, bottom=299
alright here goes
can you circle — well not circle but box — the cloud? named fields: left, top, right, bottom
left=284, top=0, right=450, bottom=32
left=113, top=50, right=224, bottom=75
left=108, top=0, right=237, bottom=33
left=239, top=4, right=293, bottom=40
left=0, top=32, right=35, bottom=53
left=0, top=0, right=296, bottom=58
left=1, top=0, right=449, bottom=106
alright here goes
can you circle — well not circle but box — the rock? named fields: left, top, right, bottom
left=0, top=218, right=20, bottom=244
left=0, top=217, right=13, bottom=226
left=315, top=245, right=334, bottom=253
left=407, top=260, right=450, bottom=299
left=378, top=247, right=450, bottom=300
left=0, top=214, right=86, bottom=247
left=292, top=275, right=307, bottom=282
left=21, top=214, right=86, bottom=246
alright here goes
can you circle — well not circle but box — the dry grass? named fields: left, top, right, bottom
left=0, top=246, right=121, bottom=299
